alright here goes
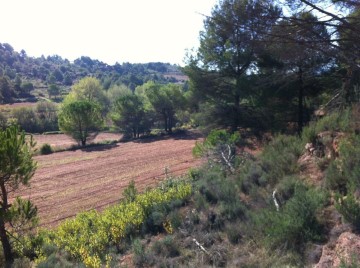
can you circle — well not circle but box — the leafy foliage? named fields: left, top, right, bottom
left=0, top=125, right=37, bottom=264
left=40, top=144, right=53, bottom=155
left=193, top=129, right=240, bottom=173
left=37, top=182, right=192, bottom=267
left=111, top=94, right=150, bottom=138
left=335, top=194, right=360, bottom=231
left=254, top=183, right=326, bottom=251
left=58, top=100, right=103, bottom=146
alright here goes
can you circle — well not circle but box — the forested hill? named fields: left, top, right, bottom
left=0, top=42, right=187, bottom=92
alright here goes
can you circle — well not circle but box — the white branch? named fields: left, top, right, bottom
left=273, top=189, right=280, bottom=212
left=220, top=144, right=235, bottom=173
left=193, top=238, right=209, bottom=255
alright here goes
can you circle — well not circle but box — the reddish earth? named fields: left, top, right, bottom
left=0, top=102, right=39, bottom=111
left=15, top=132, right=203, bottom=227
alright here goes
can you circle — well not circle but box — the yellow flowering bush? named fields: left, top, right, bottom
left=40, top=181, right=192, bottom=267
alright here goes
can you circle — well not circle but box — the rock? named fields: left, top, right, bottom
left=304, top=243, right=323, bottom=266
left=315, top=232, right=360, bottom=268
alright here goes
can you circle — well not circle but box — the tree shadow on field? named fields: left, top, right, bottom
left=132, top=130, right=203, bottom=144
left=78, top=142, right=119, bottom=152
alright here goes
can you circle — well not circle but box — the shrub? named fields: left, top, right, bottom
left=260, top=134, right=302, bottom=185
left=39, top=182, right=192, bottom=266
left=37, top=249, right=75, bottom=268
left=254, top=183, right=326, bottom=251
left=225, top=223, right=243, bottom=244
left=193, top=129, right=240, bottom=172
left=132, top=239, right=147, bottom=267
left=40, top=143, right=53, bottom=155
left=196, top=168, right=239, bottom=205
left=122, top=180, right=137, bottom=203
left=326, top=135, right=360, bottom=194
left=151, top=236, right=180, bottom=258
left=219, top=200, right=247, bottom=222
left=335, top=194, right=360, bottom=231
left=238, top=161, right=266, bottom=194
left=302, top=108, right=352, bottom=144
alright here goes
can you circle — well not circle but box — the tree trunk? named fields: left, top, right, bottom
left=298, top=67, right=304, bottom=134
left=168, top=115, right=173, bottom=133
left=0, top=217, right=13, bottom=267
left=81, top=139, right=86, bottom=146
left=0, top=182, right=13, bottom=267
left=163, top=111, right=168, bottom=132
left=232, top=93, right=240, bottom=133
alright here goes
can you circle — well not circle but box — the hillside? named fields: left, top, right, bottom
left=0, top=42, right=187, bottom=103
left=1, top=108, right=357, bottom=267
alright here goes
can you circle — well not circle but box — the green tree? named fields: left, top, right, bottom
left=20, top=82, right=34, bottom=96
left=185, top=0, right=281, bottom=132
left=58, top=100, right=103, bottom=146
left=112, top=94, right=150, bottom=138
left=0, top=125, right=37, bottom=266
left=68, top=77, right=109, bottom=115
left=47, top=84, right=60, bottom=99
left=106, top=84, right=132, bottom=107
left=36, top=102, right=58, bottom=132
left=63, top=72, right=73, bottom=86
left=145, top=82, right=185, bottom=133
left=11, top=107, right=38, bottom=133
left=70, top=77, right=106, bottom=103
left=265, top=12, right=332, bottom=133
left=0, top=76, right=15, bottom=104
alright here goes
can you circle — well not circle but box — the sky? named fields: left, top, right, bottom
left=1, top=0, right=217, bottom=66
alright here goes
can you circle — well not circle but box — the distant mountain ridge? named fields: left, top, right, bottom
left=0, top=42, right=187, bottom=91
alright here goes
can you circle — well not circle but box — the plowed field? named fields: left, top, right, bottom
left=16, top=132, right=203, bottom=227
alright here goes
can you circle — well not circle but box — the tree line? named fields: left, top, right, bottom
left=0, top=43, right=185, bottom=103
left=184, top=0, right=360, bottom=134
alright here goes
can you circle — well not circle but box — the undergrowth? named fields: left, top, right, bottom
left=9, top=107, right=360, bottom=267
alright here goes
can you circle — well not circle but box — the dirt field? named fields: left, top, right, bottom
left=16, top=132, right=203, bottom=227
left=32, top=132, right=122, bottom=151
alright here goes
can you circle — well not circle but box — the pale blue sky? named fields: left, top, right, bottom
left=1, top=0, right=217, bottom=65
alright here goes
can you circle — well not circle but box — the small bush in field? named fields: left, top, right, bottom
left=40, top=143, right=53, bottom=155
left=122, top=180, right=137, bottom=203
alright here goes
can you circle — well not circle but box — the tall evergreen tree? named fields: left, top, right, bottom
left=185, top=0, right=281, bottom=131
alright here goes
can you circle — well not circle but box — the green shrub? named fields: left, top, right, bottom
left=132, top=239, right=147, bottom=267
left=168, top=211, right=182, bottom=230
left=193, top=129, right=240, bottom=172
left=302, top=109, right=351, bottom=144
left=260, top=134, right=302, bottom=185
left=219, top=200, right=247, bottom=222
left=122, top=180, right=138, bottom=203
left=238, top=162, right=266, bottom=194
left=225, top=223, right=243, bottom=244
left=195, top=168, right=239, bottom=206
left=335, top=194, right=360, bottom=231
left=326, top=135, right=360, bottom=194
left=151, top=236, right=180, bottom=258
left=37, top=250, right=75, bottom=268
left=40, top=143, right=53, bottom=155
left=254, top=183, right=326, bottom=251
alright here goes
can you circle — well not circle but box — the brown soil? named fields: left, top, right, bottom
left=14, top=132, right=203, bottom=228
